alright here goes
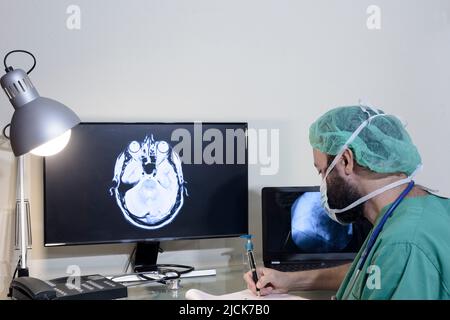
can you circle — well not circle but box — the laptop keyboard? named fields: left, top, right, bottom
left=269, top=261, right=348, bottom=272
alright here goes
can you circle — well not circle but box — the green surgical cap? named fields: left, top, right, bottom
left=309, top=106, right=421, bottom=175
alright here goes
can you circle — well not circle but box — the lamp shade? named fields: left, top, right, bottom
left=1, top=68, right=80, bottom=156
left=10, top=97, right=79, bottom=156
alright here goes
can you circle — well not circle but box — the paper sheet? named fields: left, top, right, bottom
left=185, top=289, right=307, bottom=300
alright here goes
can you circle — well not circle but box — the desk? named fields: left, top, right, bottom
left=126, top=265, right=335, bottom=300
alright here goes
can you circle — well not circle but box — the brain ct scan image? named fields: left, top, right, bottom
left=110, top=135, right=185, bottom=230
left=291, top=192, right=353, bottom=253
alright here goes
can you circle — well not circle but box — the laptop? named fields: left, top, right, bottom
left=262, top=187, right=372, bottom=272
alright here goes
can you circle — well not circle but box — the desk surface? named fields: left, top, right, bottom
left=125, top=265, right=335, bottom=300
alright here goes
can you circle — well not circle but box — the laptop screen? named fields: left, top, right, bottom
left=262, top=187, right=372, bottom=262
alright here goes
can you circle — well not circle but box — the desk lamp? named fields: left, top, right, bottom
left=1, top=50, right=80, bottom=277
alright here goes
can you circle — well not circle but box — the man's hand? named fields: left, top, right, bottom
left=243, top=263, right=351, bottom=296
left=243, top=267, right=292, bottom=296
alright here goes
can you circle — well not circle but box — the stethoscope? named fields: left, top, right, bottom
left=341, top=180, right=415, bottom=300
left=110, top=264, right=195, bottom=289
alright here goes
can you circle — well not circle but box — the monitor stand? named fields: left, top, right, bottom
left=131, top=241, right=217, bottom=278
left=133, top=242, right=160, bottom=273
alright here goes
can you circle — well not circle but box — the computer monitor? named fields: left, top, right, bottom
left=43, top=122, right=248, bottom=269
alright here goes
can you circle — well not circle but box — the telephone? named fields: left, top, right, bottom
left=9, top=274, right=128, bottom=300
left=9, top=277, right=57, bottom=300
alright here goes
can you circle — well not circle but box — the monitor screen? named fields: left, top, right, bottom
left=263, top=187, right=371, bottom=260
left=44, top=122, right=248, bottom=246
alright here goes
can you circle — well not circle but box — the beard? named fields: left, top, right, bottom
left=327, top=172, right=365, bottom=224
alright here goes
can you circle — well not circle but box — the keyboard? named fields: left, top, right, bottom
left=268, top=261, right=348, bottom=272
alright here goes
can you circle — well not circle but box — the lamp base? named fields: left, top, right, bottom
left=17, top=267, right=29, bottom=277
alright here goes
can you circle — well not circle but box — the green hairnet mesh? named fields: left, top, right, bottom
left=309, top=106, right=421, bottom=175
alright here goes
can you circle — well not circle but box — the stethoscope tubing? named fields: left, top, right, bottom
left=341, top=180, right=415, bottom=299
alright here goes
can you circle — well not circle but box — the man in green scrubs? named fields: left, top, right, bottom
left=244, top=106, right=450, bottom=299
left=336, top=194, right=450, bottom=299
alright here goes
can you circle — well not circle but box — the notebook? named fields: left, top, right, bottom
left=185, top=289, right=306, bottom=300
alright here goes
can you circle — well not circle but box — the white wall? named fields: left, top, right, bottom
left=1, top=0, right=449, bottom=298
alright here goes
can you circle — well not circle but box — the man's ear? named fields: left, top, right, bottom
left=341, top=149, right=355, bottom=176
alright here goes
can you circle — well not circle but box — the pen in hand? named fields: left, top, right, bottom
left=241, top=234, right=261, bottom=296
left=248, top=250, right=260, bottom=296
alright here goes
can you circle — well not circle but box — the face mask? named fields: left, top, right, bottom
left=320, top=107, right=422, bottom=225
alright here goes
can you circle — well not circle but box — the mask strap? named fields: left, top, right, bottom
left=331, top=164, right=423, bottom=214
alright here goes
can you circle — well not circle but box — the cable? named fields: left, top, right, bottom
left=2, top=124, right=10, bottom=139
left=7, top=258, right=21, bottom=298
left=12, top=258, right=21, bottom=280
left=3, top=50, right=36, bottom=74
left=124, top=246, right=137, bottom=273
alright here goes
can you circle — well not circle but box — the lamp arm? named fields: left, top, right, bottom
left=18, top=155, right=29, bottom=276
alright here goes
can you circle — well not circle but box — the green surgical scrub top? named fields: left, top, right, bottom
left=336, top=194, right=450, bottom=300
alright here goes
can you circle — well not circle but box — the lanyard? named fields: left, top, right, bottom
left=341, top=180, right=415, bottom=300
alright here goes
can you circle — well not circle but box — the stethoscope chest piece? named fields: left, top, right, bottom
left=166, top=278, right=181, bottom=290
